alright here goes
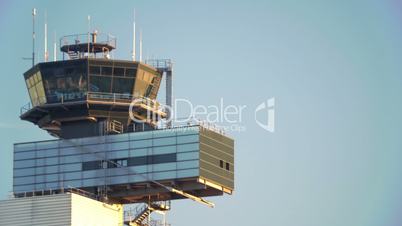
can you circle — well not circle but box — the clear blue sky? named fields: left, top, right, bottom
left=1, top=0, right=402, bottom=225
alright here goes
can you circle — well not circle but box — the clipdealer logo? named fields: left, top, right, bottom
left=128, top=97, right=275, bottom=133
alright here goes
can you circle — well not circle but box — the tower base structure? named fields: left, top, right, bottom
left=13, top=125, right=234, bottom=204
left=0, top=193, right=123, bottom=226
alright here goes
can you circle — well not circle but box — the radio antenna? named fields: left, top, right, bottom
left=87, top=15, right=91, bottom=58
left=53, top=31, right=57, bottom=61
left=139, top=28, right=143, bottom=62
left=44, top=10, right=48, bottom=62
left=132, top=9, right=136, bottom=61
left=32, top=8, right=36, bottom=66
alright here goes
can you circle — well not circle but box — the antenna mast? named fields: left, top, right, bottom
left=53, top=31, right=57, bottom=61
left=132, top=9, right=136, bottom=61
left=87, top=15, right=91, bottom=58
left=139, top=29, right=142, bottom=62
left=44, top=10, right=48, bottom=62
left=32, top=8, right=36, bottom=66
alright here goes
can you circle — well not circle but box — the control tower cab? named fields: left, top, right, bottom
left=21, top=32, right=167, bottom=138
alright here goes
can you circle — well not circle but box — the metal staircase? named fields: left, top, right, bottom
left=125, top=201, right=170, bottom=226
left=106, top=120, right=123, bottom=134
left=149, top=76, right=161, bottom=99
left=67, top=51, right=79, bottom=59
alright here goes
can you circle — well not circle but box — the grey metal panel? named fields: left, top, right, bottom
left=0, top=194, right=72, bottom=226
left=177, top=143, right=199, bottom=152
left=14, top=151, right=36, bottom=160
left=14, top=159, right=35, bottom=168
left=153, top=137, right=176, bottom=146
left=177, top=151, right=199, bottom=161
left=177, top=134, right=199, bottom=144
left=14, top=142, right=36, bottom=152
left=152, top=145, right=176, bottom=155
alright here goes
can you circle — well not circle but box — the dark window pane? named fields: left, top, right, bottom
left=40, top=62, right=87, bottom=103
left=226, top=162, right=230, bottom=171
left=145, top=85, right=153, bottom=97
left=113, top=67, right=125, bottom=77
left=82, top=161, right=101, bottom=171
left=151, top=153, right=176, bottom=164
left=127, top=154, right=176, bottom=166
left=89, top=76, right=111, bottom=93
left=89, top=66, right=101, bottom=75
left=126, top=68, right=136, bottom=77
left=102, top=67, right=112, bottom=76
left=220, top=160, right=224, bottom=168
left=112, top=77, right=134, bottom=94
left=128, top=156, right=147, bottom=166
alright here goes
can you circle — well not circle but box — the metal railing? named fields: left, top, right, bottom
left=87, top=92, right=133, bottom=102
left=12, top=186, right=98, bottom=200
left=107, top=120, right=123, bottom=134
left=20, top=94, right=227, bottom=136
left=149, top=220, right=171, bottom=226
left=20, top=92, right=162, bottom=115
left=124, top=204, right=148, bottom=222
left=124, top=202, right=171, bottom=226
left=156, top=117, right=226, bottom=135
left=144, top=59, right=173, bottom=71
left=60, top=33, right=116, bottom=50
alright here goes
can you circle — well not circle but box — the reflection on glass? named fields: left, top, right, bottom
left=101, top=67, right=112, bottom=76
left=113, top=67, right=125, bottom=77
left=112, top=77, right=134, bottom=94
left=43, top=66, right=87, bottom=103
left=89, top=76, right=112, bottom=93
left=89, top=66, right=101, bottom=75
left=26, top=72, right=46, bottom=106
left=126, top=68, right=136, bottom=77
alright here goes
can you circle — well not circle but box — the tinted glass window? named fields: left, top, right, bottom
left=113, top=67, right=125, bottom=77
left=26, top=72, right=46, bottom=106
left=128, top=156, right=147, bottom=166
left=151, top=153, right=176, bottom=164
left=112, top=77, right=134, bottom=94
left=126, top=68, right=136, bottom=77
left=42, top=65, right=87, bottom=103
left=89, top=76, right=111, bottom=93
left=82, top=161, right=101, bottom=170
left=89, top=66, right=101, bottom=75
left=82, top=153, right=178, bottom=171
left=145, top=85, right=153, bottom=97
left=102, top=67, right=112, bottom=76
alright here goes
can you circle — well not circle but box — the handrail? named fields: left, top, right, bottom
left=20, top=92, right=162, bottom=115
left=145, top=59, right=172, bottom=71
left=12, top=186, right=98, bottom=200
left=60, top=33, right=116, bottom=49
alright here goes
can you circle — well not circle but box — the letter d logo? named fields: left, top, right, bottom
left=255, top=98, right=275, bottom=133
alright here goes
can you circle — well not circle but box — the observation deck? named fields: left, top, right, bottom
left=60, top=32, right=116, bottom=59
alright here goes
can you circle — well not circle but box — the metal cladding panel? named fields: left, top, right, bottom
left=0, top=193, right=72, bottom=226
left=13, top=127, right=201, bottom=193
left=199, top=127, right=235, bottom=191
left=0, top=193, right=123, bottom=226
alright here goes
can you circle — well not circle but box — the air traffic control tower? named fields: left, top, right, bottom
left=0, top=31, right=234, bottom=225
